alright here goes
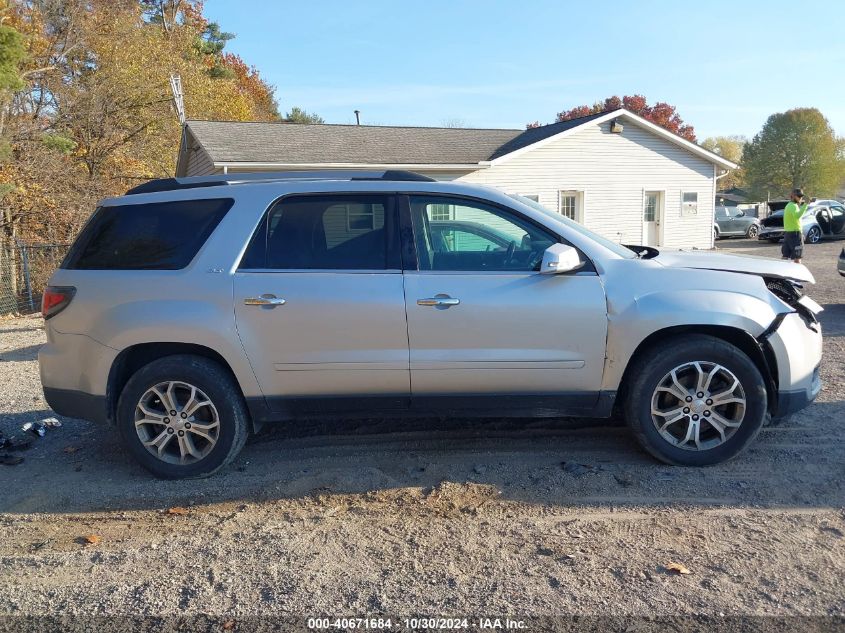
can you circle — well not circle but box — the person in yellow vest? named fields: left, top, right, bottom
left=782, top=188, right=809, bottom=263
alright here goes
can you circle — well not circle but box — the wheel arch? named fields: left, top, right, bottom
left=106, top=342, right=256, bottom=430
left=614, top=325, right=778, bottom=417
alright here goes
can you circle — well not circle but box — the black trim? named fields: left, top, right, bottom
left=775, top=387, right=818, bottom=417
left=126, top=171, right=435, bottom=195
left=247, top=391, right=612, bottom=423
left=42, top=387, right=107, bottom=423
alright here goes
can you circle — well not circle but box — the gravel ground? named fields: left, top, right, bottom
left=0, top=240, right=843, bottom=624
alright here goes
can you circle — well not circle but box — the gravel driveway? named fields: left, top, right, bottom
left=1, top=240, right=843, bottom=626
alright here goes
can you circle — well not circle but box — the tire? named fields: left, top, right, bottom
left=713, top=227, right=719, bottom=241
left=116, top=355, right=249, bottom=479
left=624, top=335, right=768, bottom=466
left=746, top=224, right=759, bottom=239
left=806, top=226, right=821, bottom=244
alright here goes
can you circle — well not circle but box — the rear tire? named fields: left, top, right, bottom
left=624, top=335, right=768, bottom=466
left=116, top=355, right=249, bottom=479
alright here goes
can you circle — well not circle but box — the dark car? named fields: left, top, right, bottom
left=759, top=201, right=845, bottom=243
left=714, top=206, right=760, bottom=239
left=839, top=248, right=845, bottom=277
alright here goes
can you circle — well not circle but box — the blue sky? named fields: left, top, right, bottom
left=205, top=0, right=845, bottom=140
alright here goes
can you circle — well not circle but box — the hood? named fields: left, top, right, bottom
left=655, top=250, right=815, bottom=283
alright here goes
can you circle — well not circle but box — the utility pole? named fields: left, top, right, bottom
left=170, top=74, right=185, bottom=125
left=354, top=110, right=360, bottom=125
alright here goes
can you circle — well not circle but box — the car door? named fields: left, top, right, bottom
left=234, top=193, right=410, bottom=414
left=715, top=207, right=730, bottom=234
left=829, top=205, right=845, bottom=236
left=402, top=194, right=608, bottom=412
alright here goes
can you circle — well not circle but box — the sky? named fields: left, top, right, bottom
left=204, top=0, right=845, bottom=140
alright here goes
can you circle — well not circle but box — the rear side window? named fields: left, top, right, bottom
left=63, top=199, right=233, bottom=270
left=239, top=194, right=398, bottom=270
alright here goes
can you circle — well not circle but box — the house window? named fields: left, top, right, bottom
left=558, top=190, right=583, bottom=222
left=429, top=203, right=453, bottom=221
left=345, top=203, right=378, bottom=231
left=681, top=192, right=699, bottom=217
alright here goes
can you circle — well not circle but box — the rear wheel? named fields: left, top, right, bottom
left=624, top=335, right=768, bottom=466
left=117, top=355, right=249, bottom=479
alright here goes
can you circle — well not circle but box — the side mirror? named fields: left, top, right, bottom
left=540, top=243, right=583, bottom=274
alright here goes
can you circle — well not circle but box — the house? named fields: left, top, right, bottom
left=176, top=108, right=737, bottom=249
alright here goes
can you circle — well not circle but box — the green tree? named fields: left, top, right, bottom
left=284, top=106, right=324, bottom=124
left=743, top=108, right=843, bottom=199
left=701, top=135, right=746, bottom=191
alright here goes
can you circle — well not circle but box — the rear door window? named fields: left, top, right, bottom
left=63, top=198, right=233, bottom=270
left=239, top=194, right=398, bottom=270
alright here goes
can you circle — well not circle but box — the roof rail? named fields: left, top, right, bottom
left=125, top=170, right=436, bottom=195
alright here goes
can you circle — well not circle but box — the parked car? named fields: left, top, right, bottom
left=758, top=201, right=822, bottom=243
left=714, top=206, right=760, bottom=239
left=39, top=171, right=823, bottom=478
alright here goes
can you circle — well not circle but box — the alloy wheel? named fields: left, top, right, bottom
left=134, top=381, right=220, bottom=464
left=746, top=225, right=759, bottom=238
left=807, top=227, right=821, bottom=244
left=650, top=361, right=746, bottom=451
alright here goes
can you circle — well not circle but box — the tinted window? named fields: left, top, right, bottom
left=240, top=195, right=396, bottom=270
left=64, top=199, right=233, bottom=270
left=410, top=196, right=556, bottom=271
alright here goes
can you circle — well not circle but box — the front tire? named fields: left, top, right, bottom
left=117, top=355, right=249, bottom=479
left=624, top=335, right=768, bottom=466
left=746, top=224, right=759, bottom=239
left=806, top=226, right=822, bottom=244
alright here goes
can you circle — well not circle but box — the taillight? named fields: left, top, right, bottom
left=41, top=286, right=76, bottom=320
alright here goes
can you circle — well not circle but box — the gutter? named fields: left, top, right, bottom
left=213, top=162, right=489, bottom=172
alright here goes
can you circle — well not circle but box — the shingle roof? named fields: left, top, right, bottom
left=184, top=120, right=523, bottom=165
left=487, top=110, right=613, bottom=160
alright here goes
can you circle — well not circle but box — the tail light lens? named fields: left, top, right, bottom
left=41, top=286, right=76, bottom=320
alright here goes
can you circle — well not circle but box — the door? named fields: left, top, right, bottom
left=234, top=194, right=409, bottom=412
left=403, top=195, right=608, bottom=409
left=643, top=191, right=662, bottom=245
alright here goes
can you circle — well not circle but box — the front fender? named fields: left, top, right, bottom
left=602, top=286, right=786, bottom=391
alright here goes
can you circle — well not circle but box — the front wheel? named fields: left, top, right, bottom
left=116, top=355, right=249, bottom=479
left=624, top=335, right=768, bottom=466
left=806, top=226, right=822, bottom=244
left=746, top=224, right=759, bottom=239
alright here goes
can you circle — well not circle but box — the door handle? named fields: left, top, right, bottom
left=417, top=295, right=460, bottom=308
left=244, top=294, right=286, bottom=307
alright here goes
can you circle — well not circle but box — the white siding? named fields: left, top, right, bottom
left=457, top=120, right=716, bottom=250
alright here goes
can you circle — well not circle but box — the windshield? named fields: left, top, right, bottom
left=508, top=194, right=638, bottom=259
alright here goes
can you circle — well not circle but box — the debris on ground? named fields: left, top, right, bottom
left=665, top=562, right=692, bottom=575
left=21, top=421, right=46, bottom=437
left=79, top=535, right=101, bottom=546
left=41, top=417, right=62, bottom=428
left=561, top=461, right=602, bottom=476
left=166, top=506, right=189, bottom=516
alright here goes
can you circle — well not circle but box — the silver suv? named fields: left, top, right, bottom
left=39, top=171, right=823, bottom=478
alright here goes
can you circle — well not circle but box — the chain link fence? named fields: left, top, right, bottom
left=0, top=239, right=70, bottom=317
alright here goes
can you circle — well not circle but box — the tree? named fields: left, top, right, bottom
left=284, top=106, right=324, bottom=124
left=554, top=94, right=697, bottom=142
left=743, top=108, right=844, bottom=199
left=701, top=135, right=746, bottom=191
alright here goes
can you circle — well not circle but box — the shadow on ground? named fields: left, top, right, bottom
left=1, top=399, right=842, bottom=516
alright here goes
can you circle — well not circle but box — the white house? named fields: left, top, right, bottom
left=176, top=108, right=737, bottom=249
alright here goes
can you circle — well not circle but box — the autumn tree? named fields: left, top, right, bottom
left=743, top=108, right=844, bottom=199
left=552, top=94, right=696, bottom=142
left=284, top=106, right=324, bottom=124
left=701, top=135, right=746, bottom=191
